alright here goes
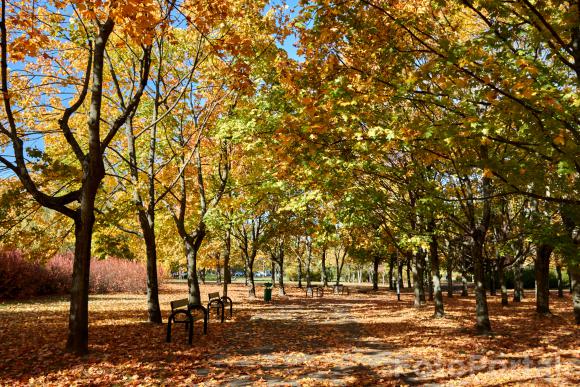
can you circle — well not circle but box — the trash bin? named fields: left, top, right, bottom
left=264, top=282, right=272, bottom=301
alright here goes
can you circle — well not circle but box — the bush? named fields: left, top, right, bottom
left=0, top=250, right=47, bottom=299
left=0, top=251, right=157, bottom=300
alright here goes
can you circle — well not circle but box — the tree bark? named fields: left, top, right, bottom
left=66, top=214, right=94, bottom=355
left=556, top=265, right=564, bottom=298
left=184, top=227, right=205, bottom=307
left=321, top=248, right=328, bottom=287
left=247, top=261, right=256, bottom=298
left=570, top=264, right=580, bottom=324
left=446, top=260, right=453, bottom=297
left=535, top=243, right=553, bottom=315
left=412, top=252, right=424, bottom=307
left=429, top=230, right=444, bottom=317
left=426, top=256, right=434, bottom=302
left=489, top=262, right=497, bottom=296
left=513, top=260, right=523, bottom=302
left=498, top=259, right=508, bottom=306
left=222, top=227, right=231, bottom=297
left=461, top=269, right=469, bottom=297
left=140, top=215, right=161, bottom=323
left=406, top=258, right=412, bottom=288
left=388, top=254, right=395, bottom=290
left=297, top=258, right=303, bottom=288
left=372, top=255, right=380, bottom=290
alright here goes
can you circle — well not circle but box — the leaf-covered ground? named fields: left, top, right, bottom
left=0, top=282, right=578, bottom=386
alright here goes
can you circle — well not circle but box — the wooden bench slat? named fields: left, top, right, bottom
left=170, top=298, right=188, bottom=310
left=208, top=292, right=220, bottom=300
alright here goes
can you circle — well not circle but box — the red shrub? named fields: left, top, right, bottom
left=0, top=251, right=159, bottom=300
left=0, top=250, right=46, bottom=299
left=89, top=257, right=147, bottom=293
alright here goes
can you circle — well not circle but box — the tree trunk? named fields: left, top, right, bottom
left=247, top=253, right=256, bottom=297
left=472, top=236, right=492, bottom=333
left=65, top=20, right=115, bottom=356
left=556, top=265, right=564, bottom=298
left=489, top=263, right=497, bottom=296
left=461, top=269, right=468, bottom=297
left=446, top=260, right=453, bottom=297
left=139, top=213, right=162, bottom=323
left=278, top=247, right=286, bottom=295
left=216, top=253, right=222, bottom=284
left=429, top=232, right=444, bottom=317
left=535, top=243, right=553, bottom=315
left=335, top=256, right=342, bottom=285
left=297, top=259, right=302, bottom=288
left=498, top=259, right=508, bottom=306
left=416, top=250, right=426, bottom=304
left=184, top=227, right=205, bottom=307
left=66, top=214, right=94, bottom=355
left=271, top=260, right=276, bottom=285
left=372, top=255, right=380, bottom=291
left=406, top=258, right=412, bottom=288
left=513, top=261, right=523, bottom=302
left=570, top=264, right=580, bottom=324
left=321, top=248, right=328, bottom=287
left=426, top=256, right=434, bottom=302
left=412, top=253, right=423, bottom=307
left=222, top=227, right=231, bottom=297
left=397, top=259, right=403, bottom=292
left=388, top=255, right=395, bottom=290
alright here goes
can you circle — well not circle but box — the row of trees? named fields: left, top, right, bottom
left=1, top=0, right=578, bottom=355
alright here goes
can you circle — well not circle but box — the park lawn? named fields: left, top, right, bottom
left=0, top=282, right=578, bottom=386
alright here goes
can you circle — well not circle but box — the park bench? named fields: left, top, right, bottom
left=333, top=284, right=349, bottom=295
left=207, top=292, right=233, bottom=323
left=305, top=285, right=324, bottom=298
left=166, top=298, right=208, bottom=345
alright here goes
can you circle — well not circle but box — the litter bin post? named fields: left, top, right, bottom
left=264, top=282, right=272, bottom=302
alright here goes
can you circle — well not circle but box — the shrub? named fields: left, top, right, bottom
left=0, top=250, right=47, bottom=299
left=0, top=251, right=159, bottom=300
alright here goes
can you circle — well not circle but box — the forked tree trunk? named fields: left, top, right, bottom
left=535, top=244, right=553, bottom=315
left=66, top=20, right=116, bottom=356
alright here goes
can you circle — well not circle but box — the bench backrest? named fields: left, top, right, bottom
left=208, top=292, right=220, bottom=301
left=170, top=298, right=188, bottom=310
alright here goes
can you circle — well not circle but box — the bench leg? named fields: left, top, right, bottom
left=166, top=319, right=173, bottom=343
